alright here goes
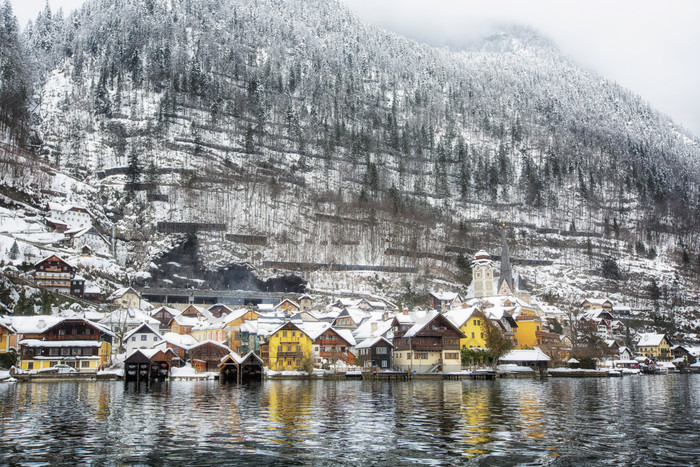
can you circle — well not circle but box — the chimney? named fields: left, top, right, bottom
left=402, top=308, right=408, bottom=316
left=371, top=322, right=378, bottom=335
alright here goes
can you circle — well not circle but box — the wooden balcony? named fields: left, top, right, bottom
left=47, top=334, right=98, bottom=341
left=276, top=351, right=303, bottom=358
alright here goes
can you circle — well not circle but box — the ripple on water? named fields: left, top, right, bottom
left=0, top=377, right=699, bottom=464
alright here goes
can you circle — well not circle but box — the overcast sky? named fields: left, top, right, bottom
left=10, top=0, right=700, bottom=137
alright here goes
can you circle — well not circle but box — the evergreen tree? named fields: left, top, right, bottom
left=455, top=253, right=472, bottom=286
left=8, top=239, right=19, bottom=260
left=125, top=147, right=142, bottom=192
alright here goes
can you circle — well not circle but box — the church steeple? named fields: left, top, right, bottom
left=499, top=220, right=514, bottom=293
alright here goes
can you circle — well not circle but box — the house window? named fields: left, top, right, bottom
left=154, top=336, right=159, bottom=341
left=61, top=348, right=70, bottom=356
left=283, top=331, right=287, bottom=337
left=445, top=353, right=459, bottom=360
left=83, top=348, right=92, bottom=356
left=72, top=348, right=80, bottom=356
left=480, top=333, right=484, bottom=339
left=471, top=332, right=475, bottom=338
left=377, top=347, right=387, bottom=354
left=381, top=360, right=388, bottom=368
left=49, top=361, right=58, bottom=367
left=27, top=362, right=34, bottom=370
left=141, top=335, right=147, bottom=341
left=292, top=332, right=296, bottom=337
left=82, top=361, right=90, bottom=368
left=49, top=348, right=59, bottom=356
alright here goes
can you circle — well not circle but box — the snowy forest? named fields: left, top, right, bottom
left=1, top=0, right=700, bottom=311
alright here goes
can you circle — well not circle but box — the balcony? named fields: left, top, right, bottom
left=48, top=334, right=98, bottom=341
left=276, top=351, right=303, bottom=358
left=279, top=337, right=300, bottom=343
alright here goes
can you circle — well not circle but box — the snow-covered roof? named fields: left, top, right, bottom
left=19, top=339, right=101, bottom=348
left=430, top=291, right=460, bottom=302
left=353, top=316, right=394, bottom=341
left=637, top=333, right=667, bottom=347
left=335, top=328, right=356, bottom=346
left=401, top=310, right=463, bottom=338
left=445, top=307, right=479, bottom=328
left=582, top=298, right=613, bottom=306
left=99, top=307, right=159, bottom=327
left=356, top=336, right=393, bottom=350
left=107, top=287, right=140, bottom=301
left=123, top=322, right=163, bottom=341
left=189, top=340, right=230, bottom=352
left=500, top=347, right=551, bottom=362
left=34, top=254, right=76, bottom=269
left=223, top=308, right=256, bottom=325
left=173, top=314, right=201, bottom=327
left=159, top=332, right=198, bottom=349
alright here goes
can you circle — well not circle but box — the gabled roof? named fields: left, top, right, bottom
left=123, top=322, right=163, bottom=342
left=500, top=347, right=551, bottom=362
left=430, top=291, right=461, bottom=302
left=267, top=320, right=310, bottom=340
left=397, top=310, right=466, bottom=339
left=353, top=317, right=394, bottom=341
left=159, top=332, right=199, bottom=349
left=34, top=254, right=76, bottom=269
left=189, top=340, right=231, bottom=352
left=637, top=333, right=668, bottom=347
left=223, top=308, right=258, bottom=325
left=445, top=307, right=479, bottom=328
left=39, top=316, right=116, bottom=338
left=356, top=336, right=394, bottom=350
left=107, top=287, right=140, bottom=301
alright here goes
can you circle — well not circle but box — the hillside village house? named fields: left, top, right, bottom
left=0, top=319, right=15, bottom=354
left=63, top=225, right=112, bottom=256
left=298, top=294, right=314, bottom=311
left=581, top=298, right=614, bottom=313
left=34, top=255, right=85, bottom=298
left=108, top=287, right=142, bottom=308
left=45, top=202, right=93, bottom=230
left=637, top=333, right=672, bottom=362
left=17, top=317, right=114, bottom=372
left=445, top=307, right=487, bottom=350
left=428, top=291, right=463, bottom=312
left=392, top=310, right=465, bottom=373
left=223, top=309, right=260, bottom=354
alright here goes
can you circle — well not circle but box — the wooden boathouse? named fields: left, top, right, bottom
left=124, top=349, right=173, bottom=382
left=219, top=351, right=264, bottom=383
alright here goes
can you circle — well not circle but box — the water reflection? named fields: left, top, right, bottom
left=0, top=376, right=699, bottom=465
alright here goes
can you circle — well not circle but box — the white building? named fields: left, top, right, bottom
left=123, top=322, right=163, bottom=356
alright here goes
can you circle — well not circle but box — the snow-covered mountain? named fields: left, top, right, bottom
left=1, top=0, right=699, bottom=322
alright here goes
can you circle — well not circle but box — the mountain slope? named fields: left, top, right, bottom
left=5, top=0, right=699, bottom=312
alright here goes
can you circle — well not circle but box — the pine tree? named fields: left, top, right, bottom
left=8, top=239, right=19, bottom=260
left=125, top=147, right=142, bottom=192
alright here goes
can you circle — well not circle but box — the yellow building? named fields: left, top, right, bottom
left=446, top=308, right=487, bottom=350
left=637, top=333, right=672, bottom=362
left=0, top=320, right=15, bottom=354
left=224, top=309, right=259, bottom=354
left=108, top=287, right=142, bottom=308
left=513, top=306, right=542, bottom=349
left=261, top=322, right=312, bottom=371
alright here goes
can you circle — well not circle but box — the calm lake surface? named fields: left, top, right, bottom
left=1, top=375, right=699, bottom=465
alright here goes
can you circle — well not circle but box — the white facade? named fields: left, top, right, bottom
left=124, top=323, right=163, bottom=356
left=472, top=251, right=495, bottom=298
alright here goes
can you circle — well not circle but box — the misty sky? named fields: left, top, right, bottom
left=10, top=0, right=700, bottom=137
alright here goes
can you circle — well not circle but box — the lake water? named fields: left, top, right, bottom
left=1, top=375, right=698, bottom=465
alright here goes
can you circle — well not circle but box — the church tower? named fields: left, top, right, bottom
left=498, top=221, right=514, bottom=296
left=472, top=250, right=495, bottom=298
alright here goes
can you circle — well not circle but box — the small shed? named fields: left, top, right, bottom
left=219, top=351, right=264, bottom=383
left=500, top=347, right=551, bottom=376
left=124, top=349, right=172, bottom=382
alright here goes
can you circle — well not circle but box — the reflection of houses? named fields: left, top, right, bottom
left=356, top=336, right=393, bottom=370
left=124, top=349, right=172, bottom=382
left=392, top=310, right=465, bottom=373
left=637, top=333, right=672, bottom=362
left=18, top=318, right=114, bottom=372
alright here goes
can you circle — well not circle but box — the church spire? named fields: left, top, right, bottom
left=499, top=219, right=514, bottom=292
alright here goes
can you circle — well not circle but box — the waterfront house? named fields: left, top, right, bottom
left=190, top=317, right=227, bottom=344
left=309, top=325, right=356, bottom=367
left=356, top=336, right=393, bottom=370
left=445, top=306, right=487, bottom=350
left=18, top=317, right=114, bottom=371
left=0, top=318, right=16, bottom=354
left=391, top=310, right=465, bottom=373
left=188, top=340, right=231, bottom=372
left=637, top=333, right=672, bottom=362
left=123, top=322, right=163, bottom=356
left=499, top=347, right=551, bottom=374
left=260, top=321, right=312, bottom=371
